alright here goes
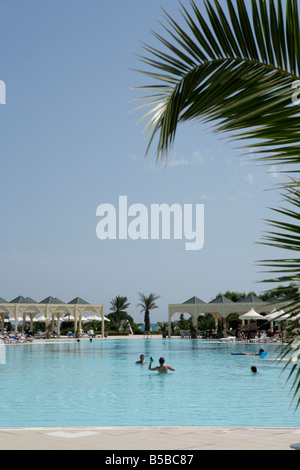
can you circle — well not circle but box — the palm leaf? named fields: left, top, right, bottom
left=259, top=183, right=300, bottom=294
left=257, top=183, right=300, bottom=406
left=134, top=0, right=300, bottom=167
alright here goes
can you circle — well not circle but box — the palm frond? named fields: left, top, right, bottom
left=258, top=183, right=300, bottom=407
left=258, top=185, right=300, bottom=290
left=134, top=0, right=300, bottom=167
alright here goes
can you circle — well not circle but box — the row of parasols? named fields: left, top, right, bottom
left=6, top=308, right=297, bottom=326
left=3, top=313, right=110, bottom=324
left=240, top=307, right=300, bottom=322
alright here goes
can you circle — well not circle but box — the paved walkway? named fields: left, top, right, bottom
left=0, top=426, right=299, bottom=450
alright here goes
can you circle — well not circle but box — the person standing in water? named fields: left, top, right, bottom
left=148, top=356, right=175, bottom=373
left=136, top=354, right=147, bottom=364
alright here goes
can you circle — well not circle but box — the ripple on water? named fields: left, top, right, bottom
left=0, top=339, right=298, bottom=427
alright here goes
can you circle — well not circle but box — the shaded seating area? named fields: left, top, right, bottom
left=0, top=295, right=106, bottom=340
left=168, top=294, right=292, bottom=339
left=2, top=333, right=32, bottom=344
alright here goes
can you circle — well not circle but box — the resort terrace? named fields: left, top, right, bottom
left=0, top=294, right=294, bottom=341
left=168, top=295, right=291, bottom=337
left=0, top=295, right=105, bottom=338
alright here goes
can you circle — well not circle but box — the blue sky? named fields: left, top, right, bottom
left=0, top=0, right=288, bottom=323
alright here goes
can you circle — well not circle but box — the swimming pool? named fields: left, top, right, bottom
left=0, top=338, right=299, bottom=428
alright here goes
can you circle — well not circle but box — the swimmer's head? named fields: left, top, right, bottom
left=140, top=354, right=145, bottom=360
left=251, top=366, right=257, bottom=373
left=159, top=357, right=165, bottom=365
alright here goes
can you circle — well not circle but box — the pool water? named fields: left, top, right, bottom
left=0, top=338, right=299, bottom=428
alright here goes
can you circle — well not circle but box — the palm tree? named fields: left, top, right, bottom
left=137, top=292, right=160, bottom=331
left=109, top=295, right=130, bottom=327
left=134, top=0, right=300, bottom=404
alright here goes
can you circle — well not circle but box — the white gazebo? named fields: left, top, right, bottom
left=0, top=295, right=106, bottom=338
left=167, top=294, right=289, bottom=337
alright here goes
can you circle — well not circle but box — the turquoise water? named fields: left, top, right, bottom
left=0, top=338, right=299, bottom=428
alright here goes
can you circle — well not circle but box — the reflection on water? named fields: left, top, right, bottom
left=0, top=338, right=298, bottom=427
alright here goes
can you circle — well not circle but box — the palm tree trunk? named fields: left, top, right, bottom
left=144, top=310, right=151, bottom=332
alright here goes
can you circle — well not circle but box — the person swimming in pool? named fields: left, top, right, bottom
left=148, top=356, right=175, bottom=373
left=231, top=348, right=265, bottom=356
left=256, top=349, right=265, bottom=356
left=136, top=354, right=147, bottom=364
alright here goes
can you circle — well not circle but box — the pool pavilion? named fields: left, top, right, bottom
left=168, top=295, right=289, bottom=337
left=0, top=296, right=106, bottom=337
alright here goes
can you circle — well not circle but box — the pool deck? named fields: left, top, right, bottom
left=0, top=425, right=299, bottom=450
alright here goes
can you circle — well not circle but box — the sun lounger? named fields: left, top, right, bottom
left=250, top=333, right=267, bottom=343
left=4, top=335, right=17, bottom=343
left=80, top=329, right=89, bottom=338
left=25, top=336, right=34, bottom=342
left=16, top=334, right=27, bottom=343
left=34, top=331, right=46, bottom=339
left=4, top=334, right=24, bottom=343
left=180, top=330, right=191, bottom=338
left=219, top=336, right=236, bottom=342
left=2, top=333, right=33, bottom=344
left=271, top=334, right=281, bottom=342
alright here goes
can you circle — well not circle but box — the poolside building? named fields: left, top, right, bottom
left=0, top=296, right=105, bottom=337
left=168, top=295, right=290, bottom=337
